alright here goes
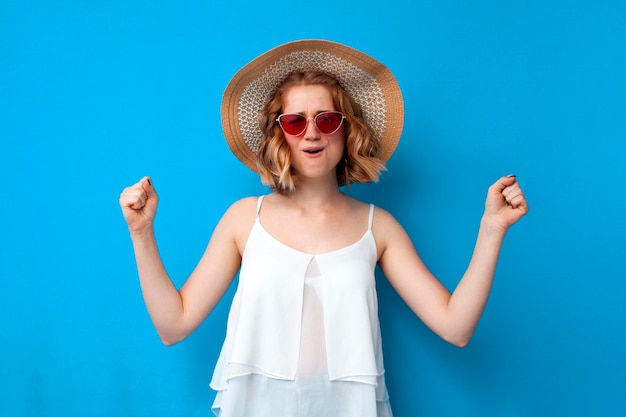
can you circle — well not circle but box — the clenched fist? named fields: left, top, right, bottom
left=119, top=176, right=159, bottom=234
left=483, top=175, right=529, bottom=233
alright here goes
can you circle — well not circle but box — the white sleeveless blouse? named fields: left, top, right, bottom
left=210, top=196, right=393, bottom=416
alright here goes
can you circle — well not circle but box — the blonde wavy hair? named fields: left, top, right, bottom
left=256, top=71, right=386, bottom=194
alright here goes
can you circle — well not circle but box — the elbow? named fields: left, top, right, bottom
left=158, top=331, right=186, bottom=347
left=449, top=337, right=470, bottom=348
left=441, top=331, right=472, bottom=348
left=154, top=318, right=193, bottom=346
left=437, top=320, right=476, bottom=348
left=160, top=337, right=180, bottom=347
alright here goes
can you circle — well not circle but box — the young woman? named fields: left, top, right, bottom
left=120, top=40, right=528, bottom=417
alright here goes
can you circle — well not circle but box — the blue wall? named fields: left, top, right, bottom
left=1, top=1, right=624, bottom=416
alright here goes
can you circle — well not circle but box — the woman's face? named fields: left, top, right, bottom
left=280, top=84, right=345, bottom=183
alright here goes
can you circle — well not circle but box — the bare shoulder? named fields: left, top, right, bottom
left=216, top=196, right=261, bottom=252
left=220, top=196, right=259, bottom=228
left=224, top=196, right=259, bottom=217
left=342, top=194, right=375, bottom=214
left=371, top=205, right=411, bottom=259
left=372, top=204, right=403, bottom=231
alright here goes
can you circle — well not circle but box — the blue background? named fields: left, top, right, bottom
left=1, top=1, right=625, bottom=416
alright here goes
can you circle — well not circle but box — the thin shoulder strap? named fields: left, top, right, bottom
left=368, top=204, right=375, bottom=230
left=256, top=195, right=264, bottom=219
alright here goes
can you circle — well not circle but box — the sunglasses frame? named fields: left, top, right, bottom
left=276, top=111, right=346, bottom=136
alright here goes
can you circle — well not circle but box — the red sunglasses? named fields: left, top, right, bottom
left=276, top=111, right=345, bottom=136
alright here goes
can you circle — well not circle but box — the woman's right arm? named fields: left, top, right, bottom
left=119, top=177, right=248, bottom=345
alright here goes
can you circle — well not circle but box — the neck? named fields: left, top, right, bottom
left=285, top=175, right=344, bottom=210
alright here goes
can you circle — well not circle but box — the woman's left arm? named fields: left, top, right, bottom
left=377, top=175, right=529, bottom=347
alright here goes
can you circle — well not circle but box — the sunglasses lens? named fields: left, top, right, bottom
left=278, top=114, right=307, bottom=136
left=315, top=112, right=343, bottom=134
left=278, top=112, right=344, bottom=135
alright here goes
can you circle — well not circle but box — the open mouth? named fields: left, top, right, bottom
left=303, top=148, right=324, bottom=154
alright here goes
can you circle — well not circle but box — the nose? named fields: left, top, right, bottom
left=303, top=117, right=321, bottom=141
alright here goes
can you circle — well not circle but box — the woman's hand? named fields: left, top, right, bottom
left=482, top=175, right=529, bottom=233
left=119, top=176, right=159, bottom=234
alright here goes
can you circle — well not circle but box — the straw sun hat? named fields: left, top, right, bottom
left=221, top=39, right=404, bottom=172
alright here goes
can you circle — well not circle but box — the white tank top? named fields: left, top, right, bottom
left=210, top=196, right=388, bottom=401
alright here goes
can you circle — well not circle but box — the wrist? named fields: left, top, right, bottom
left=479, top=216, right=508, bottom=240
left=129, top=225, right=156, bottom=243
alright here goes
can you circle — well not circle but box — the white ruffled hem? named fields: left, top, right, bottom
left=211, top=373, right=393, bottom=417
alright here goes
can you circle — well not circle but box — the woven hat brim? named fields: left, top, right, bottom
left=222, top=39, right=404, bottom=172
